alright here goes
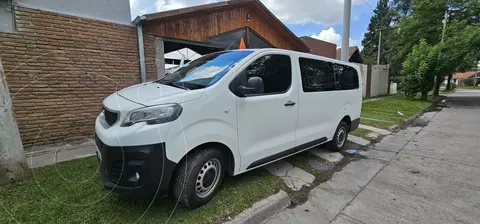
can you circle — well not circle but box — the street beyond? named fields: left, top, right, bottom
left=266, top=90, right=480, bottom=224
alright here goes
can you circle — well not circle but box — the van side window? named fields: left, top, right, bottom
left=299, top=58, right=336, bottom=92
left=334, top=64, right=359, bottom=90
left=246, top=55, right=291, bottom=94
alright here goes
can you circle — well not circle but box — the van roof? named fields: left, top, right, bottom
left=228, top=48, right=360, bottom=69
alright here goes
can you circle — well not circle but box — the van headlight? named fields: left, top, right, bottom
left=121, top=104, right=183, bottom=127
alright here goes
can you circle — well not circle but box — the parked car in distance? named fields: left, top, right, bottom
left=94, top=48, right=362, bottom=208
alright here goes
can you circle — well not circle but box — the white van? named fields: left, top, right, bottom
left=95, top=48, right=362, bottom=208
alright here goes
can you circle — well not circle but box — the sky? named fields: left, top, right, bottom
left=129, top=0, right=377, bottom=50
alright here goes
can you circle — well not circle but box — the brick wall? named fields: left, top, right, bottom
left=299, top=37, right=337, bottom=59
left=143, top=25, right=157, bottom=81
left=0, top=6, right=142, bottom=146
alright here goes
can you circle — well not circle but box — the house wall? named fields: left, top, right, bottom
left=370, top=65, right=389, bottom=97
left=300, top=37, right=336, bottom=59
left=390, top=82, right=398, bottom=94
left=357, top=63, right=368, bottom=97
left=144, top=6, right=301, bottom=52
left=16, top=0, right=131, bottom=25
left=0, top=6, right=140, bottom=146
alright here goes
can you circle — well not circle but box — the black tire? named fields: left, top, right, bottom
left=172, top=148, right=226, bottom=208
left=327, top=121, right=349, bottom=152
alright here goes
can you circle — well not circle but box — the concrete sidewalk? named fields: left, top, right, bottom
left=25, top=139, right=97, bottom=168
left=265, top=90, right=480, bottom=224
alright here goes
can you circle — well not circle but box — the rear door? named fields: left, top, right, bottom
left=333, top=64, right=362, bottom=121
left=295, top=57, right=341, bottom=145
left=234, top=53, right=299, bottom=171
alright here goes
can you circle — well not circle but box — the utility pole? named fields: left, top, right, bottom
left=441, top=10, right=448, bottom=43
left=0, top=58, right=30, bottom=185
left=435, top=10, right=449, bottom=94
left=341, top=0, right=352, bottom=62
left=377, top=30, right=382, bottom=65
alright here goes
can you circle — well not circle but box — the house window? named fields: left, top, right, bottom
left=0, top=0, right=15, bottom=32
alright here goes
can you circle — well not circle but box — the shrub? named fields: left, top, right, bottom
left=463, top=77, right=475, bottom=86
left=400, top=39, right=439, bottom=100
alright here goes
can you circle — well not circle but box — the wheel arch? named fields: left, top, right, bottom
left=341, top=115, right=352, bottom=131
left=173, top=141, right=236, bottom=177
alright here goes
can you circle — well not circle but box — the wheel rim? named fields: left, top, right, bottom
left=195, top=158, right=221, bottom=198
left=336, top=127, right=347, bottom=148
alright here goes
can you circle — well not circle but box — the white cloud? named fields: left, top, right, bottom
left=154, top=0, right=219, bottom=12
left=130, top=0, right=137, bottom=8
left=261, top=0, right=363, bottom=25
left=311, top=27, right=341, bottom=45
left=129, top=0, right=364, bottom=25
left=311, top=27, right=361, bottom=48
left=155, top=0, right=186, bottom=11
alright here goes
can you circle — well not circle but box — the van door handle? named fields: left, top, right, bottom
left=284, top=101, right=296, bottom=107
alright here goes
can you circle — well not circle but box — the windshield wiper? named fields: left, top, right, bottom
left=160, top=81, right=190, bottom=90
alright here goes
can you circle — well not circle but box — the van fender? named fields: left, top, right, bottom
left=166, top=119, right=240, bottom=173
left=337, top=102, right=353, bottom=130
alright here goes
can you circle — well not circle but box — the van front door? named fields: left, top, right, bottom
left=233, top=54, right=299, bottom=171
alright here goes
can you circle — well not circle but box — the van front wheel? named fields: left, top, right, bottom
left=172, top=148, right=226, bottom=208
left=328, top=121, right=348, bottom=152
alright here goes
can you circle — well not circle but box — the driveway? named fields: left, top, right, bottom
left=265, top=90, right=480, bottom=224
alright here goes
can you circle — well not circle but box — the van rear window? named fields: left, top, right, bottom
left=299, top=58, right=359, bottom=92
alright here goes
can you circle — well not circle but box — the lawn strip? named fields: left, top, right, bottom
left=0, top=156, right=282, bottom=224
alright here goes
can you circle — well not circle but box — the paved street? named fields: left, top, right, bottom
left=265, top=90, right=480, bottom=224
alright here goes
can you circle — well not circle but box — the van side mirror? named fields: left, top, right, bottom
left=238, top=77, right=264, bottom=96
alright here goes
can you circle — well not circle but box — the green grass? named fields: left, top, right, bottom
left=362, top=94, right=392, bottom=101
left=0, top=157, right=282, bottom=224
left=457, top=86, right=478, bottom=89
left=361, top=95, right=432, bottom=129
left=286, top=152, right=329, bottom=179
left=350, top=128, right=373, bottom=137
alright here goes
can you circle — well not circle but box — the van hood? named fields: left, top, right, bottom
left=117, top=82, right=203, bottom=106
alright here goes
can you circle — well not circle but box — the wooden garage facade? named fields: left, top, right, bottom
left=139, top=0, right=311, bottom=80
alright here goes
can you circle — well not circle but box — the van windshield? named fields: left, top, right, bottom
left=155, top=50, right=253, bottom=90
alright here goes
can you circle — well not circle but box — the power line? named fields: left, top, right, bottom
left=361, top=0, right=375, bottom=12
left=352, top=4, right=369, bottom=18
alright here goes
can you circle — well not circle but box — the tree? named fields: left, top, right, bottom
left=437, top=22, right=480, bottom=91
left=463, top=77, right=475, bottom=86
left=400, top=39, right=439, bottom=100
left=361, top=0, right=394, bottom=64
left=389, top=0, right=447, bottom=79
left=390, top=0, right=480, bottom=95
left=0, top=58, right=30, bottom=185
left=391, top=0, right=413, bottom=23
left=435, top=0, right=480, bottom=92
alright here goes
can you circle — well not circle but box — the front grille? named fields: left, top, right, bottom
left=103, top=106, right=118, bottom=126
left=109, top=160, right=126, bottom=182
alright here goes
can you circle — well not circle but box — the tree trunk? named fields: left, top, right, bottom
left=421, top=92, right=428, bottom=101
left=433, top=75, right=443, bottom=97
left=446, top=74, right=452, bottom=90
left=0, top=58, right=30, bottom=185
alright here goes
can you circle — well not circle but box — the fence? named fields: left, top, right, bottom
left=357, top=64, right=391, bottom=98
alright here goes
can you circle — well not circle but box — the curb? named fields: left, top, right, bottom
left=387, top=96, right=446, bottom=132
left=224, top=190, right=290, bottom=224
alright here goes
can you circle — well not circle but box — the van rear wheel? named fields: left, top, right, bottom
left=172, top=148, right=226, bottom=208
left=328, top=121, right=348, bottom=152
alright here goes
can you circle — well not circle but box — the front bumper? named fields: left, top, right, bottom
left=95, top=136, right=176, bottom=197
